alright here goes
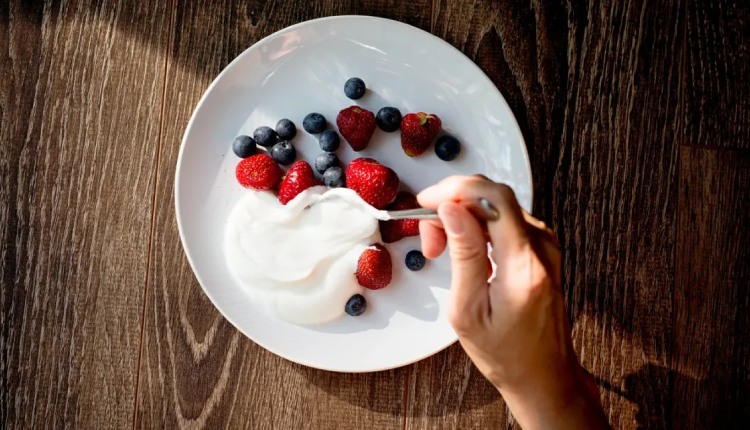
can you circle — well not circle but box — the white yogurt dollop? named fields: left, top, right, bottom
left=224, top=186, right=385, bottom=325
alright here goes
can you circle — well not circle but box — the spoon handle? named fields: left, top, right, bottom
left=386, top=198, right=499, bottom=221
left=385, top=208, right=438, bottom=220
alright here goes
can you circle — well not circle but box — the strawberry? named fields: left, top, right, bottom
left=345, top=157, right=399, bottom=209
left=278, top=160, right=321, bottom=205
left=337, top=106, right=376, bottom=151
left=355, top=244, right=392, bottom=290
left=380, top=191, right=420, bottom=243
left=400, top=112, right=442, bottom=156
left=235, top=153, right=282, bottom=191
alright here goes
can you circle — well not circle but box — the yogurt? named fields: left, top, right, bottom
left=224, top=186, right=386, bottom=324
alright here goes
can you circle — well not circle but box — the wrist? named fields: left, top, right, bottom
left=497, top=361, right=609, bottom=429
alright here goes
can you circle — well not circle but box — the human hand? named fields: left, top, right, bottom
left=418, top=175, right=608, bottom=429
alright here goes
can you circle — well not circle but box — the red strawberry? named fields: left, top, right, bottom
left=380, top=191, right=420, bottom=243
left=235, top=153, right=282, bottom=190
left=345, top=157, right=399, bottom=209
left=337, top=106, right=376, bottom=151
left=400, top=112, right=442, bottom=156
left=278, top=160, right=321, bottom=205
left=355, top=244, right=392, bottom=290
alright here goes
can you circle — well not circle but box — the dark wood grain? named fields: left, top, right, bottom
left=671, top=4, right=750, bottom=424
left=684, top=0, right=749, bottom=149
left=556, top=1, right=683, bottom=428
left=134, top=1, right=431, bottom=428
left=409, top=1, right=683, bottom=428
left=0, top=0, right=170, bottom=428
left=671, top=146, right=750, bottom=428
left=407, top=343, right=511, bottom=428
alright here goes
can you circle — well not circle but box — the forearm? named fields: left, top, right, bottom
left=498, top=364, right=610, bottom=430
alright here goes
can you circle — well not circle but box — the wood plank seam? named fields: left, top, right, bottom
left=402, top=364, right=412, bottom=430
left=130, top=0, right=177, bottom=428
left=678, top=142, right=750, bottom=152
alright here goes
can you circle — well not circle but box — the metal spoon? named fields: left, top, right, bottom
left=385, top=198, right=499, bottom=221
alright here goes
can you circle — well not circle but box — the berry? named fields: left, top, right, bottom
left=337, top=106, right=376, bottom=151
left=400, top=112, right=442, bottom=156
left=232, top=135, right=256, bottom=158
left=380, top=191, right=421, bottom=243
left=314, top=152, right=339, bottom=174
left=345, top=294, right=367, bottom=316
left=435, top=135, right=461, bottom=161
left=355, top=244, right=392, bottom=290
left=323, top=166, right=345, bottom=188
left=253, top=126, right=278, bottom=147
left=275, top=119, right=297, bottom=140
left=405, top=250, right=426, bottom=271
left=344, top=77, right=366, bottom=100
left=376, top=107, right=402, bottom=132
left=319, top=129, right=340, bottom=152
left=345, top=158, right=400, bottom=209
left=235, top=153, right=281, bottom=191
left=270, top=141, right=296, bottom=165
left=278, top=160, right=321, bottom=205
left=303, top=113, right=327, bottom=134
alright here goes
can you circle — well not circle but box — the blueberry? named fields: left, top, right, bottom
left=435, top=135, right=461, bottom=161
left=345, top=294, right=367, bottom=316
left=376, top=107, right=402, bottom=132
left=270, top=141, right=296, bottom=165
left=323, top=166, right=345, bottom=188
left=344, top=77, right=366, bottom=100
left=405, top=250, right=426, bottom=271
left=319, top=129, right=340, bottom=152
left=232, top=135, right=256, bottom=158
left=253, top=126, right=278, bottom=147
left=303, top=113, right=327, bottom=134
left=314, top=152, right=339, bottom=174
left=275, top=119, right=297, bottom=140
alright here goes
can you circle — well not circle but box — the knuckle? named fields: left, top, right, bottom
left=471, top=173, right=491, bottom=182
left=466, top=175, right=489, bottom=187
left=447, top=292, right=489, bottom=336
left=446, top=304, right=461, bottom=326
left=449, top=244, right=486, bottom=262
left=526, top=277, right=548, bottom=299
left=496, top=183, right=515, bottom=198
left=447, top=308, right=474, bottom=336
left=524, top=262, right=555, bottom=301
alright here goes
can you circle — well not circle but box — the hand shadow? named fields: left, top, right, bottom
left=596, top=363, right=749, bottom=430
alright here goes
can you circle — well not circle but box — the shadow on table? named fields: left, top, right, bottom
left=598, top=364, right=673, bottom=430
left=595, top=364, right=750, bottom=429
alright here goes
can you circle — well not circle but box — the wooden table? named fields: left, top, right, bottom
left=2, top=1, right=748, bottom=428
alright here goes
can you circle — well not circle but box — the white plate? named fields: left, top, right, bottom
left=176, top=16, right=532, bottom=372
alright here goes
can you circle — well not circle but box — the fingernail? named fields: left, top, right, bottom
left=439, top=204, right=464, bottom=235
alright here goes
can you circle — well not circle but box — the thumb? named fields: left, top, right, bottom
left=438, top=201, right=490, bottom=325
